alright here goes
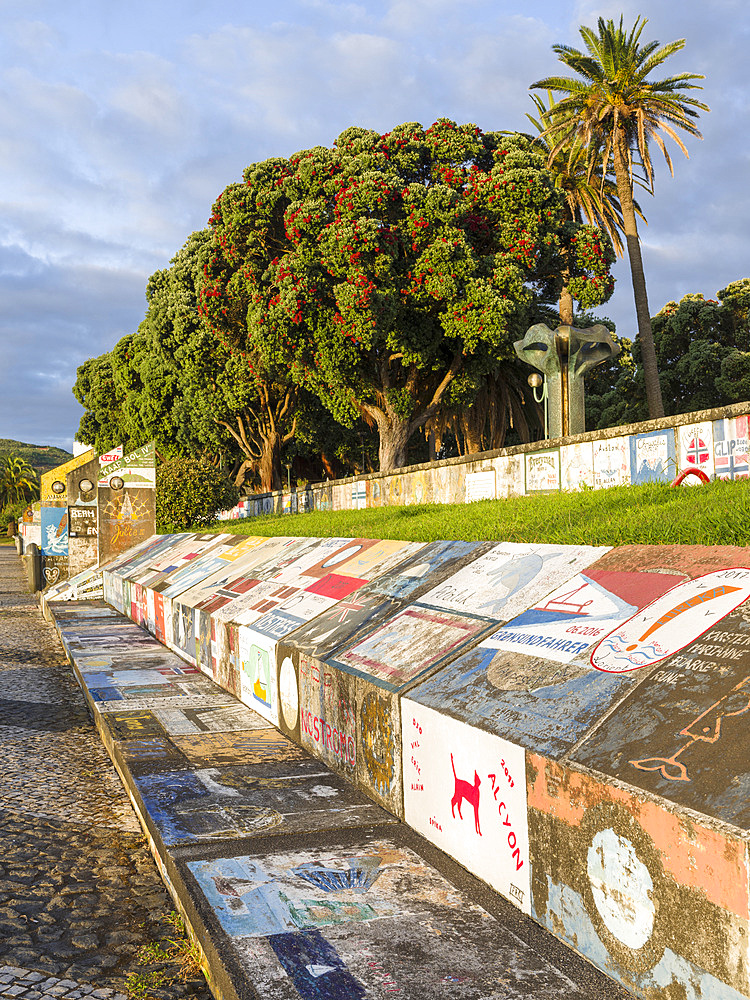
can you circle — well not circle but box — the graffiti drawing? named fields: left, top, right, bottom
left=450, top=754, right=481, bottom=835
left=630, top=674, right=750, bottom=781
left=360, top=691, right=395, bottom=794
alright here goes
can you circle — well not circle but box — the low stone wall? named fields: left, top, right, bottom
left=93, top=528, right=750, bottom=1000
left=218, top=401, right=750, bottom=519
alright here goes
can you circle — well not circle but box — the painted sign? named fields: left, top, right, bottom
left=561, top=441, right=595, bottom=491
left=593, top=437, right=629, bottom=488
left=465, top=470, right=496, bottom=502
left=525, top=448, right=560, bottom=492
left=591, top=568, right=750, bottom=672
left=403, top=700, right=530, bottom=914
left=629, top=429, right=676, bottom=485
left=678, top=421, right=715, bottom=480
left=68, top=505, right=97, bottom=537
left=713, top=415, right=749, bottom=479
left=97, top=441, right=156, bottom=488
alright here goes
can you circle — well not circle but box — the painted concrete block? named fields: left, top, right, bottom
left=678, top=419, right=715, bottom=479
left=593, top=436, right=630, bottom=488
left=527, top=755, right=750, bottom=999
left=629, top=428, right=677, bottom=485
left=494, top=452, right=524, bottom=498
left=574, top=580, right=750, bottom=827
left=417, top=542, right=607, bottom=623
left=331, top=604, right=495, bottom=692
left=407, top=546, right=707, bottom=758
left=299, top=653, right=357, bottom=783
left=185, top=834, right=580, bottom=1000
left=525, top=448, right=560, bottom=493
left=713, top=415, right=749, bottom=479
left=560, top=441, right=595, bottom=491
left=402, top=700, right=530, bottom=914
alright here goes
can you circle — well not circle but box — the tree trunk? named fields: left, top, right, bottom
left=558, top=285, right=574, bottom=326
left=613, top=133, right=664, bottom=418
left=376, top=413, right=412, bottom=472
left=457, top=404, right=485, bottom=456
left=258, top=433, right=283, bottom=492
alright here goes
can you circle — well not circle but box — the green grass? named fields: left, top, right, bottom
left=205, top=479, right=750, bottom=547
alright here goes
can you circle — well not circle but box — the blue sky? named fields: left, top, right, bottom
left=1, top=0, right=746, bottom=450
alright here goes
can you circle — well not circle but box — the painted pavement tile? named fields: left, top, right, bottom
left=592, top=436, right=629, bottom=488
left=362, top=540, right=494, bottom=604
left=628, top=428, right=677, bottom=485
left=713, top=414, right=749, bottom=479
left=678, top=419, right=715, bottom=479
left=100, top=709, right=167, bottom=741
left=332, top=605, right=495, bottom=692
left=402, top=700, right=530, bottom=914
left=213, top=579, right=305, bottom=628
left=524, top=448, right=560, bottom=493
left=75, top=650, right=199, bottom=676
left=118, top=734, right=190, bottom=774
left=323, top=539, right=422, bottom=581
left=416, top=542, right=608, bottom=622
left=406, top=547, right=743, bottom=758
left=526, top=755, right=750, bottom=1000
left=560, top=441, right=595, bottom=491
left=132, top=757, right=392, bottom=846
left=188, top=837, right=581, bottom=1000
left=573, top=597, right=750, bottom=827
left=171, top=728, right=301, bottom=767
left=96, top=693, right=239, bottom=715
left=270, top=538, right=354, bottom=585
left=120, top=533, right=216, bottom=584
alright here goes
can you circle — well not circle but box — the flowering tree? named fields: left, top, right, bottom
left=201, top=120, right=615, bottom=470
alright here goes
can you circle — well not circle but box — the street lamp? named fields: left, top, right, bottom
left=527, top=372, right=549, bottom=440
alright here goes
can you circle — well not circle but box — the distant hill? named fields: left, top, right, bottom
left=0, top=439, right=74, bottom=477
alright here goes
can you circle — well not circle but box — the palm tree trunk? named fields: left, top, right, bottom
left=613, top=134, right=664, bottom=418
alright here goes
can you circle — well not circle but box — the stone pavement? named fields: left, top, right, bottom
left=0, top=548, right=210, bottom=1000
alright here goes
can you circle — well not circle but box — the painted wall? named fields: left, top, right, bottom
left=40, top=449, right=95, bottom=587
left=97, top=442, right=156, bottom=565
left=219, top=402, right=750, bottom=521
left=100, top=532, right=750, bottom=999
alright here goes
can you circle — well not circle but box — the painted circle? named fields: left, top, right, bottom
left=587, top=828, right=655, bottom=950
left=279, top=656, right=298, bottom=730
left=109, top=475, right=125, bottom=491
left=321, top=545, right=363, bottom=569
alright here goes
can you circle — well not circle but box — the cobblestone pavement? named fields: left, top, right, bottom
left=0, top=549, right=211, bottom=1000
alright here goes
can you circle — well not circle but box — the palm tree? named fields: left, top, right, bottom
left=531, top=16, right=709, bottom=418
left=0, top=454, right=38, bottom=507
left=526, top=91, right=646, bottom=324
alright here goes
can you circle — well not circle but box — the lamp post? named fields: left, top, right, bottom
left=527, top=372, right=548, bottom=440
left=285, top=463, right=291, bottom=492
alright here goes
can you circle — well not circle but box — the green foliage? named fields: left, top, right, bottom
left=0, top=454, right=38, bottom=508
left=209, top=479, right=750, bottom=548
left=156, top=456, right=239, bottom=532
left=586, top=280, right=750, bottom=426
left=201, top=120, right=615, bottom=468
left=0, top=440, right=72, bottom=477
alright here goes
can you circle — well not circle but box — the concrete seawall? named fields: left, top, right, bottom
left=45, top=532, right=750, bottom=999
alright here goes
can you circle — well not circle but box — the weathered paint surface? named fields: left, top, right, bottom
left=575, top=598, right=750, bottom=826
left=560, top=441, right=595, bottom=491
left=525, top=448, right=561, bottom=492
left=593, top=436, right=629, bottom=488
left=526, top=755, right=750, bottom=999
left=187, top=836, right=589, bottom=999
left=678, top=419, right=715, bottom=479
left=402, top=699, right=531, bottom=914
left=408, top=547, right=750, bottom=759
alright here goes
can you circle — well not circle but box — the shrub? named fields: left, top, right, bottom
left=156, top=456, right=239, bottom=532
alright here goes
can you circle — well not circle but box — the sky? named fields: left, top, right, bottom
left=0, top=0, right=747, bottom=451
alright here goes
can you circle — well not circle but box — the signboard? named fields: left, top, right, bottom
left=68, top=505, right=98, bottom=537
left=98, top=442, right=156, bottom=488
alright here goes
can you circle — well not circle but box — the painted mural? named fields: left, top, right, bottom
left=402, top=700, right=530, bottom=914
left=592, top=437, right=629, bottom=488
left=713, top=414, right=749, bottom=479
left=525, top=448, right=560, bottom=493
left=678, top=420, right=715, bottom=479
left=629, top=429, right=676, bottom=485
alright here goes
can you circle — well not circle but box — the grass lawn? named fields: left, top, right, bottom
left=204, top=479, right=750, bottom=547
